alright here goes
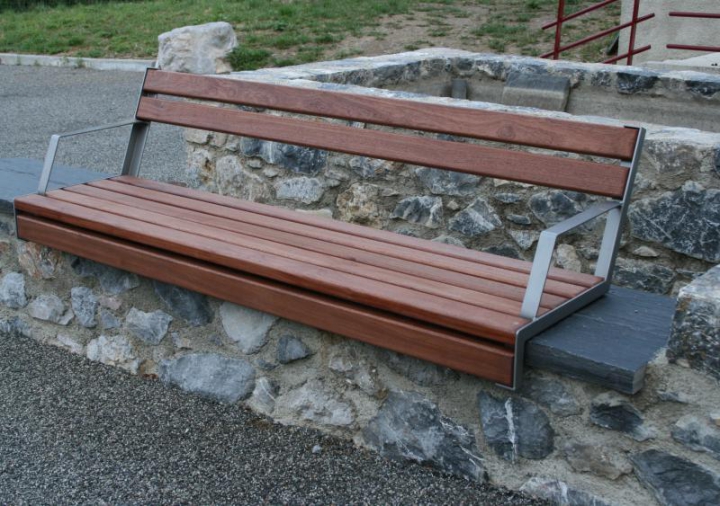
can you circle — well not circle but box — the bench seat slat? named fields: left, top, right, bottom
left=115, top=176, right=601, bottom=289
left=15, top=193, right=526, bottom=343
left=143, top=70, right=638, bottom=161
left=17, top=215, right=515, bottom=385
left=137, top=97, right=630, bottom=198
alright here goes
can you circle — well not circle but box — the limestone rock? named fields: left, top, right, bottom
left=157, top=22, right=237, bottom=74
left=529, top=191, right=589, bottom=227
left=275, top=177, right=325, bottom=204
left=328, top=346, right=384, bottom=398
left=478, top=392, right=555, bottom=461
left=277, top=379, right=354, bottom=427
left=86, top=335, right=139, bottom=374
left=449, top=198, right=502, bottom=237
left=247, top=376, right=278, bottom=415
left=563, top=442, right=631, bottom=480
left=380, top=349, right=458, bottom=386
left=507, top=214, right=532, bottom=226
left=160, top=353, right=255, bottom=403
left=431, top=235, right=466, bottom=248
left=589, top=392, right=654, bottom=441
left=631, top=449, right=720, bottom=506
left=215, top=155, right=269, bottom=201
left=520, top=477, right=615, bottom=506
left=71, top=287, right=97, bottom=328
left=364, top=391, right=486, bottom=482
left=556, top=244, right=582, bottom=272
left=612, top=258, right=675, bottom=294
left=125, top=308, right=173, bottom=345
left=415, top=167, right=480, bottom=196
left=349, top=156, right=393, bottom=179
left=509, top=230, right=538, bottom=251
left=99, top=309, right=121, bottom=330
left=220, top=302, right=277, bottom=354
left=392, top=196, right=443, bottom=229
left=153, top=281, right=213, bottom=327
left=336, top=183, right=384, bottom=228
left=55, top=333, right=84, bottom=355
left=242, top=138, right=327, bottom=175
left=523, top=375, right=581, bottom=417
left=17, top=242, right=60, bottom=279
left=0, top=272, right=27, bottom=309
left=277, top=335, right=313, bottom=364
left=28, top=294, right=71, bottom=325
left=494, top=192, right=522, bottom=204
left=72, top=258, right=139, bottom=295
left=672, top=415, right=720, bottom=461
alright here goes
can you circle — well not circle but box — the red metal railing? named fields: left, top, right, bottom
left=542, top=0, right=654, bottom=65
left=666, top=11, right=720, bottom=53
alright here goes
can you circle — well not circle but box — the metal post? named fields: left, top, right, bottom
left=553, top=0, right=566, bottom=60
left=627, top=0, right=642, bottom=64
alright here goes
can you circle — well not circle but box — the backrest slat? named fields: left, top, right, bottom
left=137, top=96, right=629, bottom=198
left=143, top=69, right=638, bottom=161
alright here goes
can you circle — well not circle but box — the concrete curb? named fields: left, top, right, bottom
left=0, top=53, right=154, bottom=72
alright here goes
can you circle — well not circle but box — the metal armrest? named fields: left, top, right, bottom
left=520, top=201, right=621, bottom=319
left=38, top=119, right=149, bottom=195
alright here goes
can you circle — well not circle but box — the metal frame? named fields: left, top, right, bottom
left=506, top=126, right=646, bottom=390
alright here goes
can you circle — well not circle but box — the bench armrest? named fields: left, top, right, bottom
left=520, top=201, right=621, bottom=320
left=38, top=119, right=149, bottom=195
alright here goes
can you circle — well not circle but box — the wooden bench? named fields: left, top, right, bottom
left=13, top=69, right=644, bottom=390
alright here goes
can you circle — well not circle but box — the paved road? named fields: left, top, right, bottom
left=0, top=65, right=186, bottom=182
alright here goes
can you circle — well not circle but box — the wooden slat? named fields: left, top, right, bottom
left=137, top=97, right=629, bottom=198
left=51, top=188, right=539, bottom=318
left=83, top=180, right=588, bottom=301
left=15, top=194, right=523, bottom=343
left=114, top=176, right=602, bottom=289
left=143, top=69, right=638, bottom=161
left=16, top=215, right=515, bottom=385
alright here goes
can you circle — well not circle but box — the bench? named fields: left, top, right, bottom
left=13, top=69, right=644, bottom=390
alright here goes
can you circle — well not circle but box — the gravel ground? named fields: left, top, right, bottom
left=0, top=332, right=548, bottom=505
left=0, top=65, right=186, bottom=183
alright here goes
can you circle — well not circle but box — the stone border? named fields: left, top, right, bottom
left=0, top=52, right=154, bottom=72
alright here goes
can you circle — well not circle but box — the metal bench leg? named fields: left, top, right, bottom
left=121, top=121, right=150, bottom=177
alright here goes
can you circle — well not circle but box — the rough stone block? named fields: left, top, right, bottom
left=157, top=22, right=237, bottom=75
left=501, top=72, right=570, bottom=111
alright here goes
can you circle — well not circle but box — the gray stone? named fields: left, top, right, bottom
left=633, top=246, right=660, bottom=258
left=612, top=259, right=675, bottom=295
left=508, top=214, right=532, bottom=225
left=380, top=349, right=458, bottom=386
left=431, top=235, right=465, bottom=248
left=215, top=155, right=269, bottom=201
left=71, top=287, right=97, bottom=328
left=86, top=335, right=139, bottom=374
left=415, top=167, right=480, bottom=196
left=668, top=265, right=720, bottom=380
left=509, top=230, right=538, bottom=251
left=348, top=156, right=393, bottom=179
left=449, top=198, right=502, bottom=237
left=247, top=377, right=278, bottom=415
left=563, top=442, right=631, bottom=480
left=160, top=353, right=255, bottom=403
left=1, top=316, right=35, bottom=339
left=392, top=196, right=443, bottom=229
left=242, top=139, right=327, bottom=175
left=364, top=391, right=486, bottom=482
left=99, top=309, right=121, bottom=330
left=589, top=393, right=654, bottom=441
left=631, top=450, right=720, bottom=506
left=125, top=308, right=173, bottom=345
left=275, top=177, right=324, bottom=204
left=657, top=390, right=691, bottom=404
left=494, top=192, right=522, bottom=204
left=55, top=333, right=84, bottom=355
left=629, top=182, right=720, bottom=263
left=616, top=70, right=658, bottom=94
left=157, top=22, right=237, bottom=74
left=72, top=258, right=140, bottom=295
left=27, top=294, right=69, bottom=324
left=0, top=272, right=27, bottom=309
left=277, top=335, right=313, bottom=364
left=17, top=242, right=60, bottom=279
left=478, top=392, right=555, bottom=461
left=220, top=302, right=277, bottom=354
left=529, top=191, right=589, bottom=227
left=672, top=415, right=720, bottom=461
left=336, top=183, right=384, bottom=228
left=328, top=347, right=384, bottom=398
left=556, top=244, right=583, bottom=272
left=277, top=379, right=354, bottom=427
left=483, top=244, right=523, bottom=260
left=502, top=72, right=570, bottom=111
left=153, top=281, right=213, bottom=327
left=520, top=477, right=615, bottom=506
left=523, top=375, right=581, bottom=417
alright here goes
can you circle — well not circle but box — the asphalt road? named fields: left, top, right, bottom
left=0, top=65, right=186, bottom=182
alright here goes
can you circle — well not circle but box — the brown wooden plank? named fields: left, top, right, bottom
left=136, top=97, right=629, bottom=198
left=16, top=215, right=515, bottom=385
left=15, top=194, right=523, bottom=343
left=82, top=180, right=586, bottom=302
left=52, top=188, right=540, bottom=317
left=114, top=176, right=603, bottom=289
left=143, top=69, right=638, bottom=160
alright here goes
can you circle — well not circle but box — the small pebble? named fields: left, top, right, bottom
left=312, top=444, right=323, bottom=454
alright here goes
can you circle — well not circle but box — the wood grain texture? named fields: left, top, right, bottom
left=15, top=193, right=523, bottom=343
left=16, top=214, right=515, bottom=385
left=136, top=97, right=629, bottom=198
left=115, top=176, right=602, bottom=288
left=143, top=69, right=638, bottom=160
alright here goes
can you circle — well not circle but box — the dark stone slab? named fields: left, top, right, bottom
left=527, top=286, right=675, bottom=394
left=0, top=158, right=107, bottom=215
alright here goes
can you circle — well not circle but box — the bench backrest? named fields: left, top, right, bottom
left=137, top=69, right=641, bottom=199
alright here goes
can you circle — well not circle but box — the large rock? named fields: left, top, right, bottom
left=449, top=197, right=502, bottom=237
left=520, top=477, right=615, bottom=506
left=125, top=308, right=173, bottom=345
left=28, top=294, right=71, bottom=325
left=415, top=167, right=480, bottom=196
left=612, top=258, right=675, bottom=294
left=160, top=353, right=255, bottom=403
left=242, top=138, right=327, bottom=175
left=277, top=379, right=354, bottom=427
left=215, top=155, right=269, bottom=201
left=629, top=182, right=720, bottom=263
left=672, top=415, right=720, bottom=461
left=589, top=392, right=654, bottom=441
left=17, top=242, right=60, bottom=279
left=275, top=177, right=325, bottom=204
left=364, top=391, right=486, bottom=482
left=220, top=302, right=277, bottom=354
left=157, top=22, right=237, bottom=74
left=392, top=196, right=443, bottom=229
left=529, top=190, right=590, bottom=227
left=478, top=392, right=555, bottom=461
left=631, top=450, right=720, bottom=506
left=71, top=287, right=97, bottom=328
left=668, top=265, right=720, bottom=380
left=0, top=272, right=27, bottom=309
left=153, top=281, right=213, bottom=327
left=86, top=335, right=139, bottom=374
left=523, top=375, right=581, bottom=417
left=380, top=349, right=458, bottom=386
left=72, top=258, right=140, bottom=295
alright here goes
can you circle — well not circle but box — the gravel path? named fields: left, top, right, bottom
left=0, top=65, right=186, bottom=183
left=0, top=332, right=547, bottom=505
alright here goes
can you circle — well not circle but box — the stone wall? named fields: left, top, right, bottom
left=182, top=50, right=720, bottom=298
left=2, top=212, right=720, bottom=505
